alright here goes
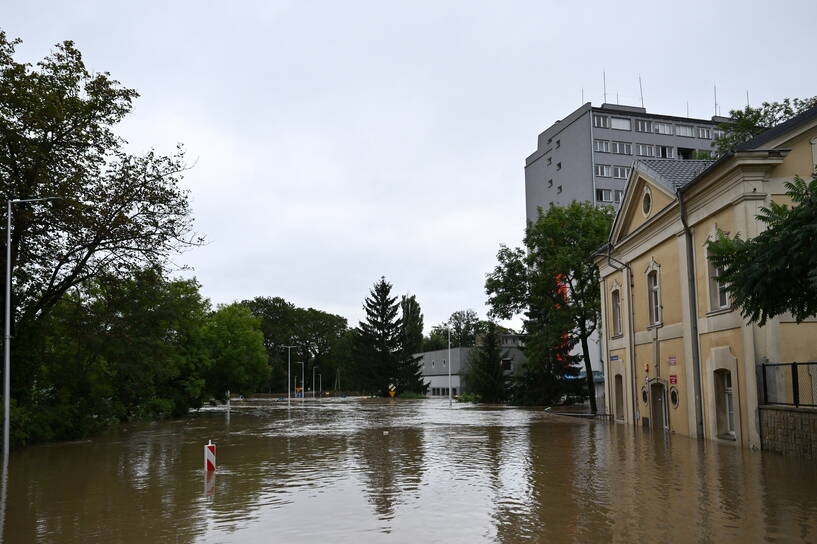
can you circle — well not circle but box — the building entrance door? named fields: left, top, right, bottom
left=650, top=382, right=668, bottom=431
left=614, top=374, right=624, bottom=421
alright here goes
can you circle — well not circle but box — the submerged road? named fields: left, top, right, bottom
left=6, top=398, right=817, bottom=543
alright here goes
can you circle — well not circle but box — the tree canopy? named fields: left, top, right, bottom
left=714, top=97, right=817, bottom=154
left=486, top=202, right=613, bottom=410
left=707, top=174, right=817, bottom=325
left=465, top=322, right=508, bottom=403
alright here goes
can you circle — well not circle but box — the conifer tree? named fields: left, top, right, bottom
left=465, top=321, right=507, bottom=403
left=353, top=277, right=402, bottom=394
left=398, top=294, right=428, bottom=394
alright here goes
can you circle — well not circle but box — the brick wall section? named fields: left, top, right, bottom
left=760, top=406, right=817, bottom=458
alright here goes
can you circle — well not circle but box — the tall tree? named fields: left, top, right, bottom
left=714, top=97, right=817, bottom=153
left=397, top=294, right=427, bottom=393
left=465, top=321, right=507, bottom=403
left=0, top=34, right=201, bottom=400
left=353, top=277, right=402, bottom=394
left=429, top=309, right=482, bottom=348
left=486, top=202, right=613, bottom=413
left=707, top=174, right=817, bottom=325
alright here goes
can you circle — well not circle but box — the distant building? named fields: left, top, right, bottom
left=595, top=104, right=817, bottom=454
left=418, top=333, right=527, bottom=397
left=525, top=102, right=729, bottom=222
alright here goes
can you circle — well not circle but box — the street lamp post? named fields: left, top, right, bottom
left=448, top=325, right=452, bottom=407
left=318, top=374, right=322, bottom=398
left=312, top=365, right=317, bottom=399
left=281, top=345, right=297, bottom=406
left=4, top=197, right=61, bottom=458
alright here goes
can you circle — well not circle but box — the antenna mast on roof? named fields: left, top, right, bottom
left=714, top=84, right=718, bottom=116
left=639, top=75, right=644, bottom=108
left=746, top=89, right=750, bottom=107
left=686, top=101, right=689, bottom=117
left=603, top=71, right=607, bottom=103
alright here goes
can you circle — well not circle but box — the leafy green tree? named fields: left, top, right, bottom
left=422, top=328, right=448, bottom=351
left=0, top=33, right=201, bottom=405
left=465, top=322, right=507, bottom=403
left=353, top=277, right=402, bottom=395
left=429, top=309, right=483, bottom=348
left=707, top=174, right=817, bottom=325
left=486, top=202, right=613, bottom=413
left=714, top=97, right=817, bottom=153
left=204, top=304, right=269, bottom=401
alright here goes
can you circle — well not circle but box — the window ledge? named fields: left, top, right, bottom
left=646, top=322, right=663, bottom=330
left=705, top=306, right=733, bottom=318
left=610, top=333, right=625, bottom=340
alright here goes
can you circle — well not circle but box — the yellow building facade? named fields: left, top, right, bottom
left=596, top=107, right=817, bottom=449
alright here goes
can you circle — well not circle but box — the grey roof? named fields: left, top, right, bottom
left=637, top=159, right=716, bottom=191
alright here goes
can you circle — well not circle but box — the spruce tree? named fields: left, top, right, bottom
left=353, top=277, right=402, bottom=394
left=465, top=321, right=507, bottom=403
left=398, top=294, right=428, bottom=394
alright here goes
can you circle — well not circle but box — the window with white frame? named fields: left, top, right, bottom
left=614, top=190, right=624, bottom=203
left=594, top=164, right=611, bottom=177
left=635, top=119, right=652, bottom=132
left=713, top=128, right=725, bottom=139
left=611, top=141, right=632, bottom=154
left=593, top=115, right=610, bottom=128
left=654, top=122, right=673, bottom=135
left=708, top=259, right=729, bottom=310
left=611, top=289, right=622, bottom=337
left=636, top=143, right=655, bottom=157
left=594, top=139, right=610, bottom=152
left=647, top=269, right=661, bottom=325
left=611, top=117, right=632, bottom=131
left=612, top=166, right=630, bottom=179
left=696, top=127, right=711, bottom=139
left=676, top=125, right=694, bottom=137
left=596, top=189, right=613, bottom=202
left=657, top=145, right=674, bottom=158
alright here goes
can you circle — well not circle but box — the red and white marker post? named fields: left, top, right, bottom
left=204, top=440, right=216, bottom=471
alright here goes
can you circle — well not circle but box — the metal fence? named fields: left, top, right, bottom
left=761, top=362, right=817, bottom=408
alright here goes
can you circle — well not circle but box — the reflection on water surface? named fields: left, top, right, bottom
left=6, top=399, right=817, bottom=543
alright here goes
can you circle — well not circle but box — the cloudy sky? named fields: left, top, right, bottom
left=4, top=0, right=817, bottom=331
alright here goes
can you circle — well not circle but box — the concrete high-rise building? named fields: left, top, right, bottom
left=524, top=102, right=729, bottom=222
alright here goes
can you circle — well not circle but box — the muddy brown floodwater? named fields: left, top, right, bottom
left=4, top=398, right=817, bottom=543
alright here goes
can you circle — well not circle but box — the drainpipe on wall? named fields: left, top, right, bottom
left=604, top=247, right=639, bottom=425
left=677, top=189, right=705, bottom=439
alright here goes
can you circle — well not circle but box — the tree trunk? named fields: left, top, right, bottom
left=579, top=329, right=597, bottom=415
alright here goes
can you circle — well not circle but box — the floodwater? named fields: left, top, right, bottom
left=5, top=399, right=817, bottom=543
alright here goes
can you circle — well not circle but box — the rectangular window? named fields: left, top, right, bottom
left=557, top=185, right=562, bottom=193
left=676, top=125, right=694, bottom=137
left=556, top=139, right=561, bottom=148
left=502, top=359, right=512, bottom=371
left=556, top=162, right=562, bottom=170
left=696, top=127, right=711, bottom=139
left=713, top=128, right=725, bottom=139
left=612, top=166, right=630, bottom=179
left=611, top=290, right=622, bottom=336
left=636, top=143, right=654, bottom=157
left=611, top=141, right=632, bottom=155
left=610, top=117, right=631, bottom=131
left=657, top=145, right=674, bottom=158
left=654, top=122, right=673, bottom=135
left=547, top=157, right=552, bottom=165
left=593, top=114, right=610, bottom=128
left=594, top=139, right=610, bottom=152
left=594, top=164, right=611, bottom=177
left=709, top=261, right=729, bottom=310
left=614, top=190, right=624, bottom=203
left=648, top=270, right=661, bottom=325
left=635, top=119, right=652, bottom=133
left=596, top=189, right=613, bottom=202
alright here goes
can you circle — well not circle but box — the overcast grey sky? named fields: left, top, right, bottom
left=4, top=0, right=817, bottom=331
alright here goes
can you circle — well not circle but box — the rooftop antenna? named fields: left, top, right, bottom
left=638, top=75, right=644, bottom=108
left=686, top=101, right=689, bottom=117
left=714, top=84, right=718, bottom=117
left=746, top=89, right=750, bottom=107
left=616, top=92, right=619, bottom=105
left=603, top=71, right=607, bottom=103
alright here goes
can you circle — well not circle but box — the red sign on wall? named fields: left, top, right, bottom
left=669, top=375, right=678, bottom=385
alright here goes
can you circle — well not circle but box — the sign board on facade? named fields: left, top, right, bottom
left=610, top=355, right=619, bottom=361
left=668, top=356, right=677, bottom=366
left=669, top=375, right=678, bottom=385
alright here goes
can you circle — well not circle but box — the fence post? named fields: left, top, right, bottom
left=791, top=362, right=800, bottom=408
left=762, top=363, right=768, bottom=405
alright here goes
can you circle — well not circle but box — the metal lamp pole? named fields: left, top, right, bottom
left=448, top=325, right=452, bottom=407
left=282, top=345, right=297, bottom=406
left=4, top=197, right=61, bottom=458
left=312, top=365, right=316, bottom=399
